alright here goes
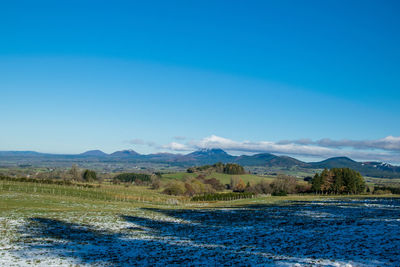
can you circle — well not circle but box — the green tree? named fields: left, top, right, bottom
left=320, top=169, right=333, bottom=194
left=82, top=169, right=97, bottom=182
left=311, top=173, right=322, bottom=193
left=331, top=168, right=344, bottom=194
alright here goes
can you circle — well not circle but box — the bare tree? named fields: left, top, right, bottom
left=69, top=164, right=80, bottom=181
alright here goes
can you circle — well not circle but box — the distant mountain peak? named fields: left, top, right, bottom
left=195, top=148, right=229, bottom=155
left=80, top=150, right=108, bottom=156
left=329, top=156, right=355, bottom=161
left=110, top=149, right=140, bottom=157
left=321, top=157, right=357, bottom=163
left=177, top=148, right=234, bottom=165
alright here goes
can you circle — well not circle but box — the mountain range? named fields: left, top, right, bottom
left=0, top=148, right=399, bottom=178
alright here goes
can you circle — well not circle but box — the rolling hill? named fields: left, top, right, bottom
left=235, top=153, right=308, bottom=167
left=109, top=150, right=140, bottom=157
left=309, top=157, right=359, bottom=169
left=79, top=150, right=108, bottom=157
left=0, top=149, right=399, bottom=178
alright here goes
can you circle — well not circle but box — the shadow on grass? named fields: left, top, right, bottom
left=17, top=215, right=279, bottom=266
left=15, top=198, right=400, bottom=266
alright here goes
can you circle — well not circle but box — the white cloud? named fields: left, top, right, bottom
left=187, top=135, right=332, bottom=156
left=161, top=142, right=191, bottom=151
left=283, top=136, right=400, bottom=151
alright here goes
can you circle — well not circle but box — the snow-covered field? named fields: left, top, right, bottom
left=1, top=198, right=400, bottom=266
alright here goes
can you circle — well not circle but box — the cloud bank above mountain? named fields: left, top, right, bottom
left=158, top=135, right=400, bottom=163
left=277, top=136, right=400, bottom=151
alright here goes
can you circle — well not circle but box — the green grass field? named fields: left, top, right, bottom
left=161, top=171, right=275, bottom=185
left=1, top=170, right=396, bottom=215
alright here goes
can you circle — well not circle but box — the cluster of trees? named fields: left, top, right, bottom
left=224, top=163, right=246, bottom=175
left=311, top=168, right=366, bottom=194
left=187, top=162, right=245, bottom=175
left=113, top=173, right=152, bottom=185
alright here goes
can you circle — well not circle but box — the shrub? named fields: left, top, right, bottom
left=271, top=175, right=297, bottom=195
left=295, top=183, right=312, bottom=193
left=233, top=178, right=246, bottom=192
left=82, top=170, right=97, bottom=182
left=246, top=180, right=272, bottom=194
left=163, top=181, right=186, bottom=196
left=150, top=177, right=161, bottom=189
left=185, top=179, right=215, bottom=196
left=0, top=175, right=95, bottom=188
left=272, top=190, right=287, bottom=196
left=373, top=186, right=400, bottom=194
left=203, top=177, right=225, bottom=191
left=373, top=189, right=391, bottom=195
left=184, top=182, right=196, bottom=196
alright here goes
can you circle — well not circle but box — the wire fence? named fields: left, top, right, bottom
left=0, top=180, right=187, bottom=205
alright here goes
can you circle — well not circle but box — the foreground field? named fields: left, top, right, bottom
left=1, top=180, right=400, bottom=266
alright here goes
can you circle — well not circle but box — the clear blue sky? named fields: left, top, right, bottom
left=1, top=0, right=399, bottom=162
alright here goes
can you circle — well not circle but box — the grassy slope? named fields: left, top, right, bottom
left=1, top=172, right=398, bottom=215
left=1, top=181, right=398, bottom=214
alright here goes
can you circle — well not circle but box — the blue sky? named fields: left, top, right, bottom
left=1, top=0, right=399, bottom=163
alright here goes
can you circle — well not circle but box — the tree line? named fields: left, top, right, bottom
left=0, top=175, right=96, bottom=188
left=187, top=162, right=246, bottom=175
left=311, top=168, right=366, bottom=194
left=113, top=173, right=152, bottom=184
